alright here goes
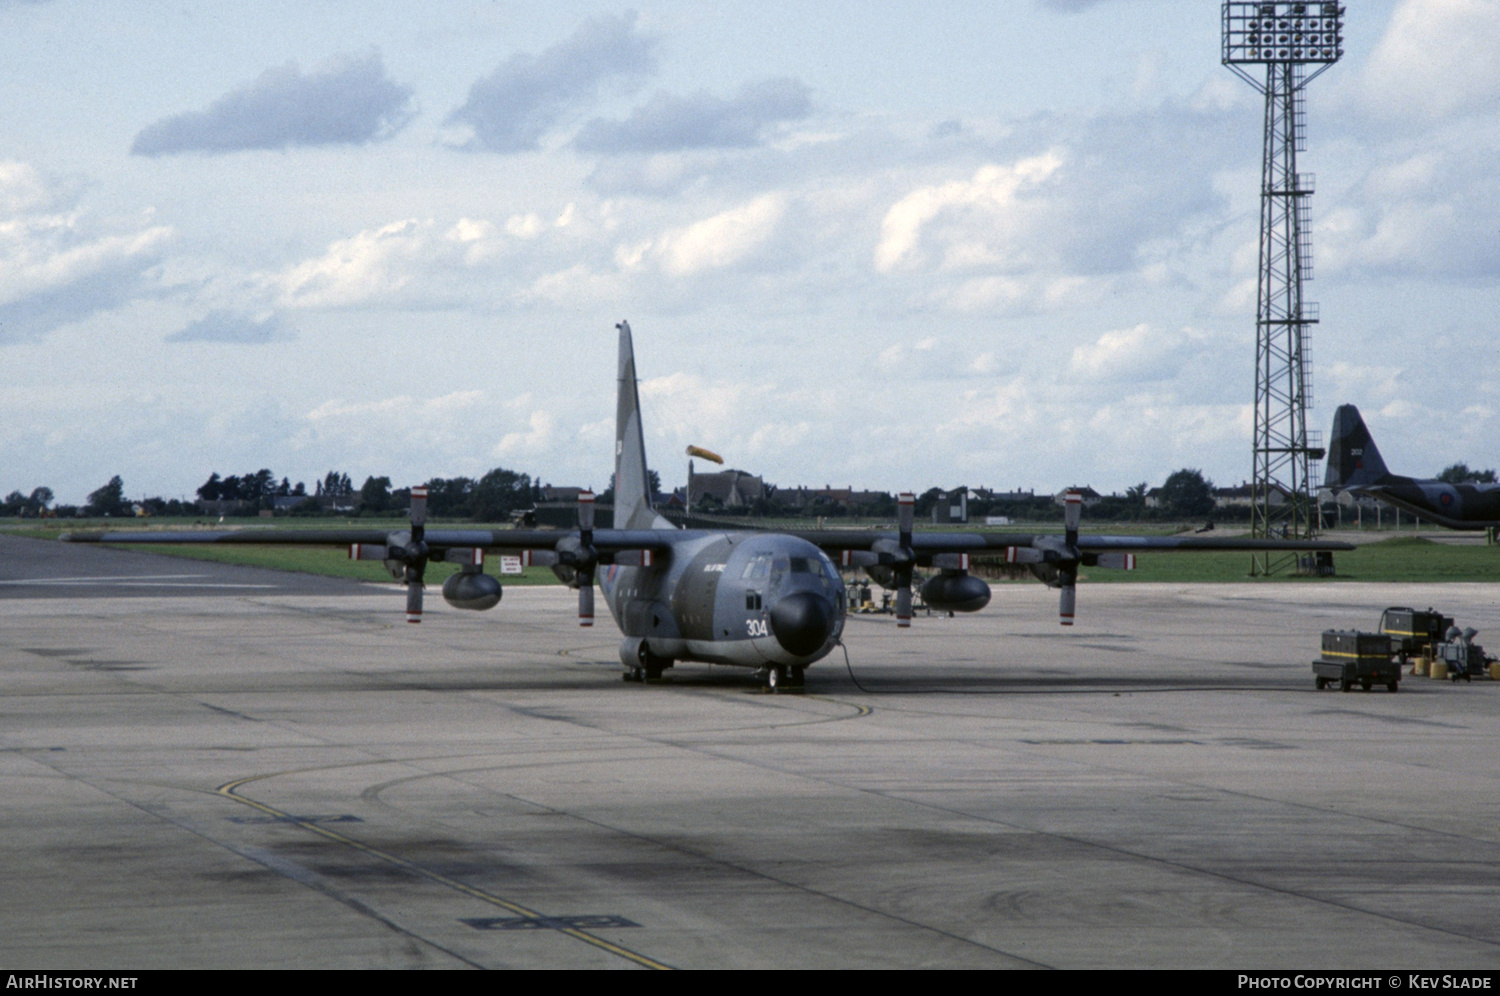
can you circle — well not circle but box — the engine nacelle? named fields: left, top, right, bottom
left=920, top=571, right=991, bottom=613
left=863, top=564, right=895, bottom=589
left=1028, top=562, right=1060, bottom=588
left=441, top=571, right=502, bottom=610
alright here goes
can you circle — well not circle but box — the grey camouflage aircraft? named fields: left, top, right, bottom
left=1324, top=403, right=1500, bottom=530
left=65, top=322, right=1352, bottom=690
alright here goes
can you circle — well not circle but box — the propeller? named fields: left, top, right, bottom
left=841, top=493, right=917, bottom=626
left=1004, top=490, right=1082, bottom=626
left=1058, top=490, right=1081, bottom=626
left=348, top=485, right=432, bottom=622
left=575, top=491, right=595, bottom=627
left=1003, top=490, right=1136, bottom=626
left=403, top=485, right=430, bottom=623
left=894, top=492, right=915, bottom=628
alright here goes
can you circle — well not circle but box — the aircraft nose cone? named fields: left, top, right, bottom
left=769, top=591, right=834, bottom=657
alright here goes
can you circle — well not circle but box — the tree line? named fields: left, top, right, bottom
left=6, top=461, right=1497, bottom=522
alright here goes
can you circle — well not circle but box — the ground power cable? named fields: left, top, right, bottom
left=838, top=640, right=874, bottom=694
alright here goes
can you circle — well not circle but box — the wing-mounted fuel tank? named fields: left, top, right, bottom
left=441, top=571, right=502, bottom=610
left=919, top=571, right=992, bottom=613
left=439, top=548, right=502, bottom=611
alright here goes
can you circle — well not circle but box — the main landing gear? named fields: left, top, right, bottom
left=623, top=658, right=668, bottom=683
left=622, top=642, right=671, bottom=683
left=761, top=665, right=805, bottom=693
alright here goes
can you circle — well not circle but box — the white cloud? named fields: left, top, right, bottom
left=652, top=193, right=786, bottom=276
left=493, top=408, right=557, bottom=458
left=272, top=219, right=427, bottom=308
left=1358, top=0, right=1500, bottom=122
left=1316, top=143, right=1500, bottom=279
left=0, top=163, right=173, bottom=342
left=0, top=161, right=49, bottom=214
left=875, top=153, right=1064, bottom=273
left=1069, top=324, right=1219, bottom=383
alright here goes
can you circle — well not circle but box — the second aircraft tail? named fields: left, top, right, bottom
left=1324, top=404, right=1396, bottom=490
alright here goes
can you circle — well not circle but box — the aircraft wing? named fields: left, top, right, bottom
left=786, top=490, right=1354, bottom=627
left=59, top=508, right=671, bottom=627
left=788, top=529, right=1353, bottom=554
left=59, top=527, right=674, bottom=553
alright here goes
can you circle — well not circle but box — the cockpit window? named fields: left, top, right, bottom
left=741, top=554, right=771, bottom=580
left=789, top=557, right=818, bottom=575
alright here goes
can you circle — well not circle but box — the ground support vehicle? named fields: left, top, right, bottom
left=1313, top=630, right=1401, bottom=692
left=1379, top=606, right=1454, bottom=664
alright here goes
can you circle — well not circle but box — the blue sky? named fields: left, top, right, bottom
left=2, top=0, right=1497, bottom=504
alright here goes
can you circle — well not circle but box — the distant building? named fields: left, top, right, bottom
left=933, top=487, right=969, bottom=524
left=688, top=469, right=765, bottom=509
left=974, top=487, right=1036, bottom=503
left=538, top=485, right=586, bottom=503
left=778, top=485, right=891, bottom=514
left=1212, top=482, right=1255, bottom=508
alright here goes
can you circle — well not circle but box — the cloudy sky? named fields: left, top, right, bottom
left=2, top=0, right=1497, bottom=504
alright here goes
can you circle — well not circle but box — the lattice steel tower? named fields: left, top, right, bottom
left=1223, top=2, right=1344, bottom=575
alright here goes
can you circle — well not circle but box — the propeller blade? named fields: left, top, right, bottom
left=576, top=492, right=597, bottom=627
left=406, top=573, right=424, bottom=624
left=1093, top=553, right=1136, bottom=571
left=578, top=574, right=594, bottom=627
left=895, top=492, right=915, bottom=628
left=410, top=485, right=428, bottom=541
left=897, top=492, right=914, bottom=543
left=1063, top=489, right=1081, bottom=545
left=578, top=490, right=595, bottom=534
left=1059, top=573, right=1076, bottom=627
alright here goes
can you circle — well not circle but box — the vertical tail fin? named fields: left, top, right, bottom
left=1325, top=404, right=1392, bottom=488
left=614, top=321, right=658, bottom=529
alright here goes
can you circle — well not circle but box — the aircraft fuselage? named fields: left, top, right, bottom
left=1355, top=479, right=1500, bottom=530
left=600, top=530, right=846, bottom=670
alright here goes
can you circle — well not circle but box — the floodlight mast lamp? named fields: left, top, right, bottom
left=1222, top=2, right=1344, bottom=576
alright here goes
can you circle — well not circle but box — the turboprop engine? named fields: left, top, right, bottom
left=919, top=571, right=992, bottom=613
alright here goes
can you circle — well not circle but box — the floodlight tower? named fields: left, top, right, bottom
left=1223, top=2, right=1344, bottom=575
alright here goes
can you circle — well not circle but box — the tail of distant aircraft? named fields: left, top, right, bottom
left=614, top=321, right=670, bottom=530
left=1324, top=404, right=1396, bottom=489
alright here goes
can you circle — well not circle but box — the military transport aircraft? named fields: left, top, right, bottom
left=64, top=322, right=1351, bottom=690
left=1324, top=404, right=1500, bottom=530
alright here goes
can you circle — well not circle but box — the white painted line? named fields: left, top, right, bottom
left=0, top=578, right=279, bottom=588
left=0, top=574, right=211, bottom=583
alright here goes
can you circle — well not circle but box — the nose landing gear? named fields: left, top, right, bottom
left=761, top=665, right=806, bottom=693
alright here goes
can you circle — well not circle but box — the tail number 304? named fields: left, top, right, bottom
left=746, top=618, right=769, bottom=638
